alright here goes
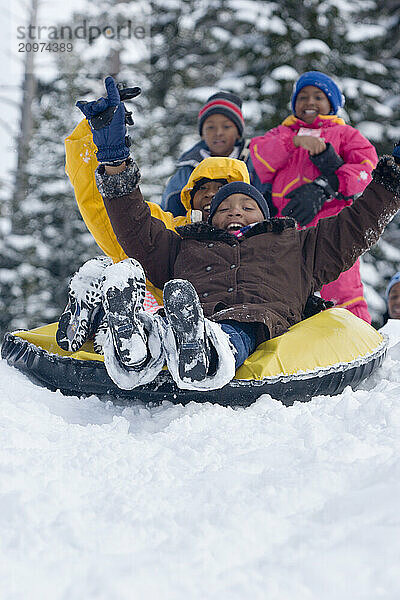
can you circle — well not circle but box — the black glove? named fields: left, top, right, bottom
left=281, top=177, right=335, bottom=226
left=263, top=185, right=278, bottom=217
left=393, top=141, right=400, bottom=165
left=302, top=294, right=334, bottom=320
left=309, top=143, right=344, bottom=192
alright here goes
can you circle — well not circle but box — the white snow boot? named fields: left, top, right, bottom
left=100, top=311, right=165, bottom=390
left=163, top=279, right=210, bottom=382
left=56, top=256, right=113, bottom=352
left=162, top=279, right=236, bottom=390
left=102, top=258, right=149, bottom=368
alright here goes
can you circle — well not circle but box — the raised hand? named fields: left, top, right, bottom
left=76, top=76, right=141, bottom=164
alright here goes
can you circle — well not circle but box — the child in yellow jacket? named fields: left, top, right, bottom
left=58, top=115, right=250, bottom=351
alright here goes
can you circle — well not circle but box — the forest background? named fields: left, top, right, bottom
left=1, top=0, right=400, bottom=336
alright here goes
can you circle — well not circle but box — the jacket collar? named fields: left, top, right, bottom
left=281, top=114, right=346, bottom=129
left=177, top=138, right=249, bottom=168
left=176, top=218, right=296, bottom=244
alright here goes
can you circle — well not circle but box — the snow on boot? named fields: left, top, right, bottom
left=161, top=316, right=236, bottom=391
left=102, top=258, right=148, bottom=368
left=94, top=289, right=161, bottom=355
left=56, top=256, right=113, bottom=352
left=163, top=279, right=209, bottom=382
left=102, top=311, right=165, bottom=390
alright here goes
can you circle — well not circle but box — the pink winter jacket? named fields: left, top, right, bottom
left=250, top=115, right=378, bottom=228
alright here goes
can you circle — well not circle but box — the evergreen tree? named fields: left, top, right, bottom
left=355, top=1, right=400, bottom=324
left=2, top=0, right=400, bottom=335
left=0, top=0, right=150, bottom=335
left=1, top=59, right=99, bottom=334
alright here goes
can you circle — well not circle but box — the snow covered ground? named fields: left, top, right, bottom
left=1, top=322, right=400, bottom=600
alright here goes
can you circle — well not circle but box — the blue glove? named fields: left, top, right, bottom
left=281, top=177, right=335, bottom=226
left=76, top=76, right=135, bottom=164
left=393, top=141, right=400, bottom=165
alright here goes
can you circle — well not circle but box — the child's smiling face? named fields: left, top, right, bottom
left=211, top=194, right=264, bottom=231
left=202, top=114, right=239, bottom=157
left=388, top=282, right=400, bottom=319
left=192, top=180, right=226, bottom=220
left=294, top=85, right=332, bottom=123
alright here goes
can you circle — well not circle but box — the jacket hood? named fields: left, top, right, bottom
left=180, top=157, right=250, bottom=212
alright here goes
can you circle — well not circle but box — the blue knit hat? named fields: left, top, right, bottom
left=385, top=272, right=400, bottom=300
left=291, top=71, right=345, bottom=115
left=209, top=181, right=270, bottom=223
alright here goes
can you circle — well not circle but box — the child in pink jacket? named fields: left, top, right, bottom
left=250, top=71, right=378, bottom=323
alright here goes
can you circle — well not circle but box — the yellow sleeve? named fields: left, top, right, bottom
left=65, top=119, right=128, bottom=263
left=65, top=120, right=188, bottom=303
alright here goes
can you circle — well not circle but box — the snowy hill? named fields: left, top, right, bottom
left=1, top=322, right=400, bottom=599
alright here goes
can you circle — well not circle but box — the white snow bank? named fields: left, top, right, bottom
left=1, top=319, right=400, bottom=599
left=379, top=318, right=400, bottom=349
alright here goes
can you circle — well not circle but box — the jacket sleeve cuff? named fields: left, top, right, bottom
left=95, top=161, right=141, bottom=199
left=310, top=143, right=344, bottom=174
left=372, top=155, right=400, bottom=196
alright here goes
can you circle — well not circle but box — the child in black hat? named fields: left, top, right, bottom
left=97, top=178, right=272, bottom=390
left=161, top=91, right=270, bottom=217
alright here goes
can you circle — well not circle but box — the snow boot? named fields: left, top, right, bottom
left=101, top=311, right=166, bottom=390
left=93, top=311, right=108, bottom=354
left=161, top=316, right=236, bottom=391
left=163, top=279, right=210, bottom=382
left=56, top=256, right=112, bottom=352
left=92, top=289, right=160, bottom=356
left=102, top=258, right=148, bottom=368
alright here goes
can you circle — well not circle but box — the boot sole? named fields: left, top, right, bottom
left=103, top=261, right=148, bottom=368
left=56, top=295, right=102, bottom=352
left=56, top=257, right=111, bottom=352
left=163, top=279, right=208, bottom=381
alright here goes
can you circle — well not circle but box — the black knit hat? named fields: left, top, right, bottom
left=198, top=92, right=244, bottom=137
left=209, top=181, right=270, bottom=223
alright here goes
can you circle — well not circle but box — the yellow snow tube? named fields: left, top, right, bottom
left=2, top=308, right=386, bottom=406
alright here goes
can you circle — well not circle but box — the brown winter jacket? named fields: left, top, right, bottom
left=97, top=157, right=400, bottom=343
